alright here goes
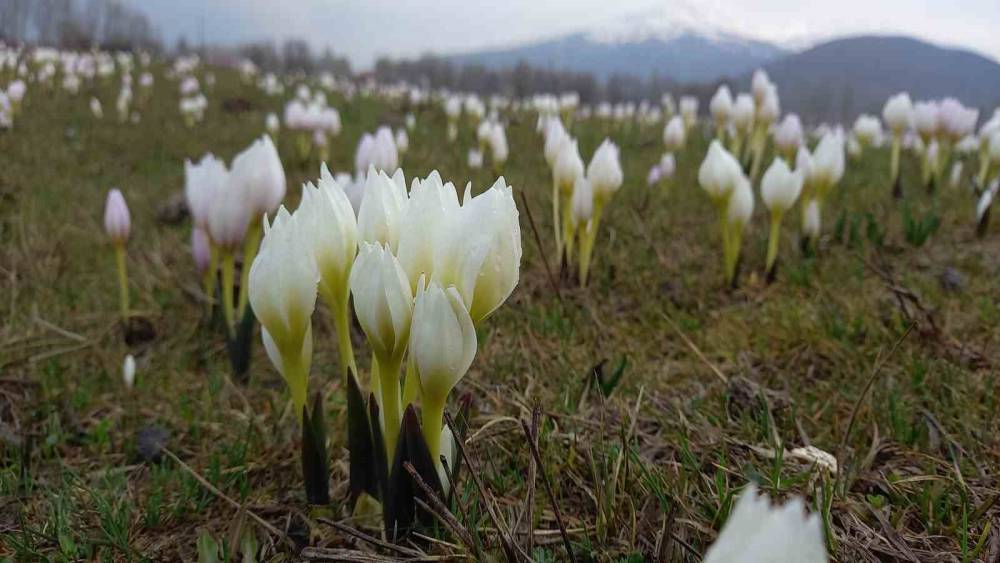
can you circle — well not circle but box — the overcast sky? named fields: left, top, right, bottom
left=139, top=0, right=1000, bottom=69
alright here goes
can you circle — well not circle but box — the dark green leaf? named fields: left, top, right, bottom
left=347, top=369, right=379, bottom=502
left=301, top=392, right=330, bottom=505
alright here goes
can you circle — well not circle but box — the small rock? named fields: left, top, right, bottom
left=136, top=425, right=169, bottom=463
left=939, top=267, right=964, bottom=292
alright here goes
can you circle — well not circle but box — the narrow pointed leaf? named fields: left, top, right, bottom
left=301, top=392, right=330, bottom=505
left=347, top=370, right=378, bottom=502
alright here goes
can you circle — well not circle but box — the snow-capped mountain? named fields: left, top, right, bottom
left=449, top=10, right=788, bottom=83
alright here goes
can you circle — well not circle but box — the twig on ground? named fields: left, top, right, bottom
left=162, top=448, right=294, bottom=549
left=520, top=418, right=576, bottom=563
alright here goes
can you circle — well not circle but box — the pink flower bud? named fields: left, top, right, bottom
left=191, top=227, right=211, bottom=273
left=104, top=188, right=131, bottom=244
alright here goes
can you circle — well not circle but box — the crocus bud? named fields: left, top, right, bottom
left=659, top=153, right=676, bottom=179
left=586, top=139, right=623, bottom=204
left=350, top=242, right=413, bottom=363
left=354, top=133, right=375, bottom=174
left=803, top=199, right=821, bottom=238
left=265, top=112, right=280, bottom=134
left=751, top=69, right=771, bottom=105
left=757, top=84, right=780, bottom=124
left=809, top=132, right=846, bottom=191
left=476, top=119, right=492, bottom=147
left=207, top=174, right=251, bottom=250
left=773, top=114, right=803, bottom=156
left=698, top=140, right=742, bottom=204
left=396, top=171, right=460, bottom=290
left=395, top=128, right=409, bottom=155
left=249, top=206, right=318, bottom=415
left=852, top=115, right=882, bottom=146
left=709, top=85, right=733, bottom=127
left=410, top=279, right=477, bottom=405
left=122, top=354, right=136, bottom=389
left=913, top=101, right=939, bottom=142
left=434, top=177, right=521, bottom=324
left=938, top=98, right=979, bottom=142
left=104, top=188, right=131, bottom=245
left=184, top=153, right=229, bottom=230
left=371, top=126, right=400, bottom=172
left=663, top=116, right=686, bottom=151
left=543, top=121, right=568, bottom=166
left=796, top=145, right=812, bottom=177
left=882, top=92, right=914, bottom=134
left=571, top=176, right=594, bottom=224
left=230, top=135, right=286, bottom=218
left=191, top=227, right=211, bottom=273
left=732, top=93, right=755, bottom=134
left=554, top=139, right=584, bottom=194
left=702, top=484, right=827, bottom=563
left=489, top=124, right=509, bottom=165
left=467, top=149, right=483, bottom=169
left=296, top=167, right=358, bottom=303
left=357, top=167, right=408, bottom=251
left=761, top=158, right=803, bottom=213
left=727, top=176, right=754, bottom=227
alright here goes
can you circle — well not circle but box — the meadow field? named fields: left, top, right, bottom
left=1, top=59, right=999, bottom=562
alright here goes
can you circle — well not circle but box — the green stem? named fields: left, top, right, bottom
left=890, top=135, right=901, bottom=186
left=730, top=134, right=743, bottom=163
left=977, top=149, right=991, bottom=186
left=421, top=394, right=446, bottom=474
left=719, top=213, right=732, bottom=285
left=579, top=204, right=604, bottom=287
left=552, top=179, right=562, bottom=258
left=726, top=223, right=744, bottom=286
left=562, top=198, right=576, bottom=265
left=377, top=355, right=403, bottom=461
left=202, top=242, right=219, bottom=311
left=750, top=126, right=767, bottom=181
left=333, top=299, right=356, bottom=383
left=282, top=345, right=309, bottom=424
left=221, top=250, right=236, bottom=335
left=765, top=213, right=782, bottom=276
left=238, top=221, right=262, bottom=318
left=114, top=244, right=129, bottom=319
left=402, top=355, right=421, bottom=409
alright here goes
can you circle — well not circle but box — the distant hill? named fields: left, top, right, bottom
left=449, top=30, right=787, bottom=84
left=752, top=35, right=1000, bottom=123
left=447, top=29, right=1000, bottom=123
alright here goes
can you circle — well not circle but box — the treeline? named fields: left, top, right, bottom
left=232, top=40, right=351, bottom=76
left=373, top=55, right=716, bottom=104
left=0, top=0, right=161, bottom=51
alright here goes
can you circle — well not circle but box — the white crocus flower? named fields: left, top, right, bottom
left=760, top=158, right=804, bottom=277
left=248, top=206, right=319, bottom=419
left=357, top=167, right=408, bottom=251
left=433, top=177, right=521, bottom=324
left=703, top=484, right=827, bottom=563
left=409, top=278, right=477, bottom=486
left=350, top=242, right=413, bottom=457
left=296, top=167, right=359, bottom=378
left=396, top=171, right=461, bottom=291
